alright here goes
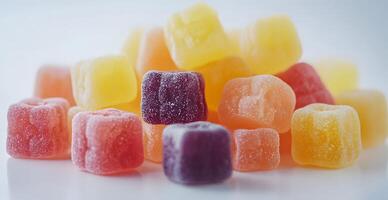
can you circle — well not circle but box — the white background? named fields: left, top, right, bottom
left=0, top=0, right=388, bottom=199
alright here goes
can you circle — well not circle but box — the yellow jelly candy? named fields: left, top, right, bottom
left=336, top=90, right=387, bottom=148
left=196, top=57, right=251, bottom=110
left=122, top=28, right=143, bottom=68
left=71, top=55, right=137, bottom=109
left=226, top=29, right=241, bottom=57
left=292, top=103, right=361, bottom=168
left=240, top=15, right=302, bottom=74
left=314, top=59, right=358, bottom=95
left=164, top=2, right=230, bottom=69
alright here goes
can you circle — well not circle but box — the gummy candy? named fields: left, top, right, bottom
left=232, top=128, right=280, bottom=171
left=72, top=109, right=143, bottom=175
left=67, top=106, right=86, bottom=136
left=7, top=98, right=70, bottom=159
left=136, top=27, right=177, bottom=78
left=196, top=57, right=251, bottom=111
left=292, top=103, right=361, bottom=168
left=122, top=27, right=143, bottom=68
left=218, top=75, right=295, bottom=132
left=164, top=2, right=231, bottom=69
left=226, top=29, right=241, bottom=57
left=141, top=71, right=207, bottom=124
left=143, top=121, right=165, bottom=163
left=277, top=62, right=334, bottom=109
left=71, top=55, right=138, bottom=109
left=336, top=89, right=387, bottom=148
left=163, top=121, right=232, bottom=184
left=34, top=66, right=75, bottom=106
left=240, top=15, right=302, bottom=74
left=314, top=59, right=358, bottom=95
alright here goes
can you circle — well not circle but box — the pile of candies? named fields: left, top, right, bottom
left=6, top=3, right=388, bottom=185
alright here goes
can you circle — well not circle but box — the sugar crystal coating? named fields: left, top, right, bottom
left=292, top=103, right=361, bottom=168
left=143, top=121, right=165, bottom=163
left=72, top=109, right=143, bottom=175
left=7, top=98, right=70, bottom=159
left=163, top=121, right=232, bottom=184
left=141, top=71, right=207, bottom=124
left=232, top=128, right=280, bottom=171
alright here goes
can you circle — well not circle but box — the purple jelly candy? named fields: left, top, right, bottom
left=163, top=121, right=232, bottom=185
left=141, top=71, right=207, bottom=124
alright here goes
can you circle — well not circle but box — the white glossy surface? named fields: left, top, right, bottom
left=1, top=0, right=388, bottom=199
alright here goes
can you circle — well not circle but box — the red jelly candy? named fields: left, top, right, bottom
left=72, top=109, right=143, bottom=175
left=7, top=98, right=70, bottom=159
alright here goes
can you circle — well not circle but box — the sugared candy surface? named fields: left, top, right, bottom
left=336, top=90, right=387, bottom=148
left=7, top=98, right=70, bottom=159
left=163, top=121, right=232, bottom=184
left=292, top=103, right=361, bottom=168
left=240, top=15, right=302, bottom=74
left=143, top=121, right=165, bottom=163
left=71, top=55, right=137, bottom=110
left=232, top=128, right=280, bottom=171
left=218, top=75, right=295, bottom=132
left=34, top=66, right=75, bottom=106
left=141, top=71, right=207, bottom=124
left=277, top=62, right=334, bottom=109
left=72, top=109, right=143, bottom=175
left=164, top=2, right=230, bottom=69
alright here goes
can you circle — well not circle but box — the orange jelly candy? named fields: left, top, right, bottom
left=218, top=75, right=296, bottom=132
left=232, top=128, right=280, bottom=171
left=143, top=121, right=165, bottom=163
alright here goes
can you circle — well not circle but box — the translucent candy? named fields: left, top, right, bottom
left=226, top=29, right=241, bottom=57
left=67, top=106, right=86, bottom=135
left=122, top=27, right=144, bottom=68
left=141, top=71, right=207, bottom=124
left=277, top=62, right=334, bottom=109
left=207, top=109, right=220, bottom=124
left=314, top=59, right=358, bottom=95
left=72, top=109, right=143, bottom=175
left=34, top=66, right=75, bottom=106
left=71, top=55, right=138, bottom=109
left=240, top=15, right=302, bottom=74
left=196, top=57, right=252, bottom=111
left=7, top=98, right=70, bottom=159
left=218, top=75, right=296, bottom=132
left=143, top=121, right=165, bottom=163
left=164, top=2, right=230, bottom=69
left=163, top=121, right=232, bottom=184
left=136, top=27, right=177, bottom=78
left=292, top=103, right=361, bottom=168
left=232, top=128, right=280, bottom=171
left=336, top=90, right=387, bottom=148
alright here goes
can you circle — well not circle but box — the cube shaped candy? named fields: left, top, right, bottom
left=72, top=109, right=143, bottom=175
left=7, top=98, right=70, bottom=159
left=196, top=57, right=252, bottom=111
left=136, top=27, right=177, bottom=78
left=67, top=106, right=86, bottom=135
left=218, top=75, right=296, bottom=132
left=336, top=90, right=387, bottom=148
left=277, top=63, right=334, bottom=109
left=143, top=121, right=165, bottom=163
left=164, top=2, right=230, bottom=69
left=141, top=71, right=207, bottom=124
left=71, top=55, right=138, bottom=109
left=34, top=66, right=75, bottom=106
left=232, top=128, right=280, bottom=171
left=314, top=59, right=358, bottom=95
left=163, top=121, right=232, bottom=184
left=240, top=15, right=302, bottom=74
left=122, top=27, right=144, bottom=69
left=292, top=104, right=361, bottom=168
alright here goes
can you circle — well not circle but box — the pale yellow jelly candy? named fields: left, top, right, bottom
left=196, top=57, right=252, bottom=111
left=240, top=15, right=302, bottom=74
left=226, top=29, right=241, bottom=57
left=314, top=59, right=358, bottom=95
left=336, top=90, right=387, bottom=148
left=122, top=28, right=143, bottom=68
left=164, top=2, right=230, bottom=69
left=71, top=55, right=137, bottom=109
left=292, top=103, right=361, bottom=168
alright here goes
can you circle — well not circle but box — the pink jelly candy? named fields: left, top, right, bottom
left=7, top=98, right=70, bottom=159
left=72, top=109, right=144, bottom=175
